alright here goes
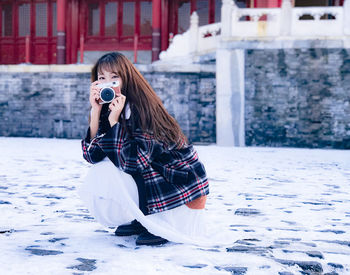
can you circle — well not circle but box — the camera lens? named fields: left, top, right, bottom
left=100, top=87, right=115, bottom=103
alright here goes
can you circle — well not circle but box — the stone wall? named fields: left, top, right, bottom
left=144, top=72, right=216, bottom=143
left=0, top=69, right=216, bottom=143
left=245, top=48, right=350, bottom=149
left=2, top=47, right=350, bottom=148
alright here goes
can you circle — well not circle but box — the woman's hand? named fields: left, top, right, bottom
left=89, top=81, right=103, bottom=112
left=108, top=94, right=126, bottom=127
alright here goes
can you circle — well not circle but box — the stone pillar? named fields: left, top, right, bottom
left=280, top=0, right=292, bottom=36
left=216, top=47, right=245, bottom=147
left=189, top=12, right=199, bottom=54
left=152, top=0, right=161, bottom=62
left=57, top=0, right=66, bottom=64
left=216, top=0, right=244, bottom=146
left=344, top=0, right=350, bottom=35
left=221, top=0, right=234, bottom=38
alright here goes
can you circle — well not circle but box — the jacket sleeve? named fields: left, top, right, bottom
left=94, top=123, right=140, bottom=173
left=147, top=142, right=193, bottom=185
left=81, top=127, right=107, bottom=164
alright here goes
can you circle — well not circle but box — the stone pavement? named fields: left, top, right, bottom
left=0, top=137, right=349, bottom=274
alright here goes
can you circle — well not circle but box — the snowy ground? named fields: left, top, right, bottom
left=0, top=137, right=349, bottom=275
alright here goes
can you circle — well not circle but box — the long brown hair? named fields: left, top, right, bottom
left=91, top=52, right=188, bottom=147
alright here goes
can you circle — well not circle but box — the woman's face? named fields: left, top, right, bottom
left=97, top=68, right=123, bottom=96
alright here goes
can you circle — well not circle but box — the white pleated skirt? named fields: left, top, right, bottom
left=78, top=157, right=209, bottom=245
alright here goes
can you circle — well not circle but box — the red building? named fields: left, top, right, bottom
left=0, top=0, right=344, bottom=64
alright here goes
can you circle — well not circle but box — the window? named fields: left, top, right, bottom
left=175, top=0, right=221, bottom=33
left=140, top=1, right=152, bottom=36
left=0, top=0, right=60, bottom=64
left=197, top=0, right=208, bottom=26
left=105, top=2, right=117, bottom=36
left=2, top=4, right=12, bottom=36
left=122, top=2, right=134, bottom=36
left=215, top=0, right=221, bottom=22
left=36, top=3, right=47, bottom=36
left=19, top=3, right=30, bottom=37
left=84, top=0, right=152, bottom=44
left=295, top=0, right=330, bottom=6
left=178, top=0, right=190, bottom=33
left=52, top=2, right=57, bottom=36
left=235, top=0, right=247, bottom=8
left=88, top=2, right=100, bottom=36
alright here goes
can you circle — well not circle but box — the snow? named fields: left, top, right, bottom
left=0, top=137, right=349, bottom=274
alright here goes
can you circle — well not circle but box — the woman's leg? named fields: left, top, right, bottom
left=78, top=158, right=139, bottom=227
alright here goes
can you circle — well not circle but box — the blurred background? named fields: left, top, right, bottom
left=0, top=0, right=349, bottom=148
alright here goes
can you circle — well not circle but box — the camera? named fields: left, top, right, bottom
left=97, top=80, right=120, bottom=104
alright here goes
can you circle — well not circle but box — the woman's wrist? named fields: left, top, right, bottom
left=90, top=108, right=101, bottom=126
left=109, top=119, right=118, bottom=127
left=108, top=111, right=121, bottom=127
left=91, top=107, right=102, bottom=116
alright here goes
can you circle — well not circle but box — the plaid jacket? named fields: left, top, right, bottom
left=81, top=123, right=209, bottom=215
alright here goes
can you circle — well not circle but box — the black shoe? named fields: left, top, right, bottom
left=135, top=231, right=168, bottom=246
left=115, top=220, right=147, bottom=236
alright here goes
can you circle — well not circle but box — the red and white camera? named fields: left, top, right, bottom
left=97, top=80, right=120, bottom=104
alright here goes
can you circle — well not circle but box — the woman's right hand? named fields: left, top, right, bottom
left=89, top=81, right=102, bottom=111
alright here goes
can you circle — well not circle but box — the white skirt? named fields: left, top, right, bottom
left=78, top=157, right=209, bottom=245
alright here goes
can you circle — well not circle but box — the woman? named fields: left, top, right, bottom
left=79, top=52, right=209, bottom=246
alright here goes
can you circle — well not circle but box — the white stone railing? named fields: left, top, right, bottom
left=225, top=0, right=350, bottom=38
left=291, top=7, right=343, bottom=36
left=159, top=0, right=350, bottom=61
left=233, top=8, right=282, bottom=37
left=159, top=12, right=221, bottom=62
left=197, top=22, right=221, bottom=53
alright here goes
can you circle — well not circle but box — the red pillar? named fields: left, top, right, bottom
left=160, top=0, right=169, bottom=51
left=152, top=0, right=161, bottom=62
left=255, top=0, right=281, bottom=7
left=57, top=0, right=66, bottom=64
left=190, top=0, right=196, bottom=14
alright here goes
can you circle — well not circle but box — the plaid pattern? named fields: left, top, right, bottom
left=81, top=123, right=209, bottom=214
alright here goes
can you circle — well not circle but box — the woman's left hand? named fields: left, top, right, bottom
left=108, top=94, right=126, bottom=127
